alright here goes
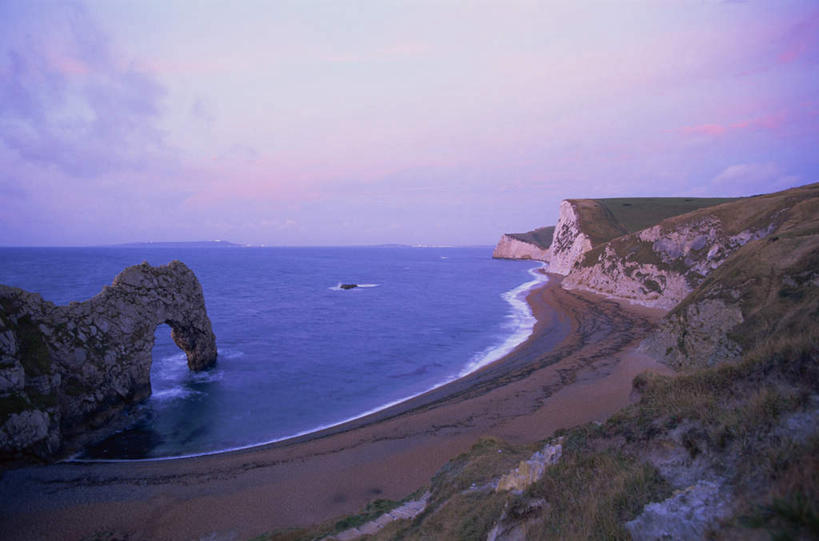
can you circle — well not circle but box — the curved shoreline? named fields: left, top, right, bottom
left=70, top=264, right=550, bottom=464
left=0, top=276, right=673, bottom=541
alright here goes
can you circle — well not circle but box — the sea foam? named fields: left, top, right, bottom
left=458, top=264, right=547, bottom=376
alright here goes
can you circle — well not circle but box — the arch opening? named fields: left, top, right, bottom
left=149, top=323, right=190, bottom=400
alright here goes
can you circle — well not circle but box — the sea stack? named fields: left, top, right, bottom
left=0, top=260, right=217, bottom=462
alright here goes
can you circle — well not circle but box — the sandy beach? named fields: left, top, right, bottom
left=0, top=275, right=673, bottom=540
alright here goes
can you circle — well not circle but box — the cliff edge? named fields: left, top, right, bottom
left=493, top=226, right=554, bottom=261
left=0, top=260, right=217, bottom=462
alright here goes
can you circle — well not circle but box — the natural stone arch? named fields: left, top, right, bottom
left=0, top=261, right=217, bottom=461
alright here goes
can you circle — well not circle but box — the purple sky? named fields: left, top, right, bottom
left=1, top=1, right=818, bottom=246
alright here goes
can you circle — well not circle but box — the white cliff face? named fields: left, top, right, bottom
left=563, top=216, right=777, bottom=309
left=637, top=218, right=776, bottom=277
left=549, top=201, right=593, bottom=275
left=492, top=235, right=551, bottom=261
left=563, top=245, right=691, bottom=310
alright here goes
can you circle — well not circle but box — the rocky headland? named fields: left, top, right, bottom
left=492, top=226, right=554, bottom=261
left=0, top=261, right=217, bottom=462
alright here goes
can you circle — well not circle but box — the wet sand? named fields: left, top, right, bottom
left=0, top=275, right=672, bottom=541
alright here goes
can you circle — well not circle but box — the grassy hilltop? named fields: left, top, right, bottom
left=595, top=197, right=738, bottom=235
left=508, top=226, right=555, bottom=249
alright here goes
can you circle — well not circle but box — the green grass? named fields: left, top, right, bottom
left=525, top=449, right=670, bottom=539
left=509, top=226, right=555, bottom=249
left=568, top=199, right=628, bottom=246
left=595, top=197, right=737, bottom=234
left=738, top=437, right=819, bottom=540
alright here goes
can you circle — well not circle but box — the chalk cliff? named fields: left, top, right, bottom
left=492, top=226, right=554, bottom=261
left=561, top=186, right=818, bottom=310
left=0, top=261, right=217, bottom=461
left=550, top=199, right=634, bottom=275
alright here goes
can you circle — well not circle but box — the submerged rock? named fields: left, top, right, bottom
left=0, top=261, right=217, bottom=462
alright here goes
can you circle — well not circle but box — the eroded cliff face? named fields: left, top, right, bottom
left=560, top=190, right=806, bottom=309
left=0, top=261, right=217, bottom=461
left=562, top=218, right=777, bottom=310
left=492, top=235, right=551, bottom=261
left=641, top=192, right=819, bottom=369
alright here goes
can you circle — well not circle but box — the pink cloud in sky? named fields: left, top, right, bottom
left=681, top=112, right=787, bottom=138
left=2, top=0, right=818, bottom=246
left=777, top=10, right=819, bottom=64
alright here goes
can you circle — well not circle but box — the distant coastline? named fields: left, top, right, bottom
left=108, top=240, right=246, bottom=248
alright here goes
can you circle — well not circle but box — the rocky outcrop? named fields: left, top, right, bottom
left=492, top=226, right=554, bottom=262
left=626, top=481, right=732, bottom=540
left=641, top=190, right=819, bottom=368
left=0, top=261, right=217, bottom=461
left=496, top=438, right=563, bottom=493
left=327, top=491, right=430, bottom=541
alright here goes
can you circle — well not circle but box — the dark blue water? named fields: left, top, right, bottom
left=0, top=246, right=545, bottom=459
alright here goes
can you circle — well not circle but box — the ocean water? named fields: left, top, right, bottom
left=0, top=246, right=545, bottom=459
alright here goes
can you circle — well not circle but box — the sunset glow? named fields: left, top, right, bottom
left=2, top=1, right=818, bottom=246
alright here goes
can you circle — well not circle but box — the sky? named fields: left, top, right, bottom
left=1, top=1, right=818, bottom=246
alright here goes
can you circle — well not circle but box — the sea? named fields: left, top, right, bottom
left=0, top=246, right=546, bottom=460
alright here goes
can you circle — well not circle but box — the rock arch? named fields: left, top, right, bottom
left=0, top=261, right=217, bottom=461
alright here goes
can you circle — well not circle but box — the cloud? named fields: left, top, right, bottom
left=710, top=162, right=800, bottom=195
left=776, top=10, right=819, bottom=64
left=0, top=2, right=171, bottom=178
left=680, top=113, right=786, bottom=138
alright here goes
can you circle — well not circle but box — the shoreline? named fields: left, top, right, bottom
left=0, top=276, right=673, bottom=540
left=71, top=263, right=550, bottom=464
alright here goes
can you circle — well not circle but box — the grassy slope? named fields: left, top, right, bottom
left=595, top=197, right=738, bottom=234
left=565, top=196, right=736, bottom=250
left=508, top=226, right=555, bottom=249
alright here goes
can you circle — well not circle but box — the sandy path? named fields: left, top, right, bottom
left=0, top=276, right=671, bottom=541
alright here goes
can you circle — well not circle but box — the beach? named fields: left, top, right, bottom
left=0, top=275, right=673, bottom=540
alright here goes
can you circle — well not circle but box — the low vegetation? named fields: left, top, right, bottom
left=594, top=197, right=736, bottom=235
left=509, top=226, right=555, bottom=249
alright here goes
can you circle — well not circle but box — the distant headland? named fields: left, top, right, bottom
left=109, top=240, right=246, bottom=248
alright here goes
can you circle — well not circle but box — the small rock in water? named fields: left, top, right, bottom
left=340, top=284, right=358, bottom=290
